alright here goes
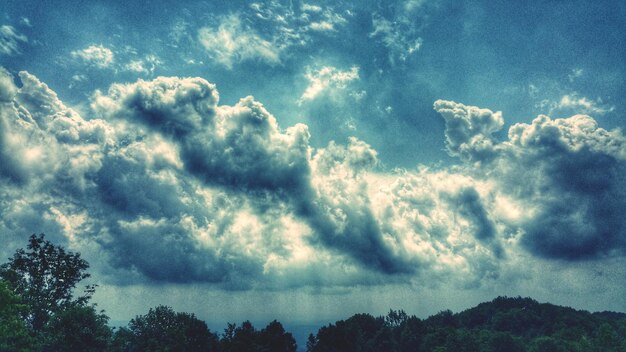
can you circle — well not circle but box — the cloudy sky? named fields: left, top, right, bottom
left=1, top=0, right=625, bottom=327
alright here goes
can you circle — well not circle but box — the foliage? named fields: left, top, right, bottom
left=42, top=305, right=112, bottom=352
left=307, top=296, right=626, bottom=351
left=0, top=280, right=37, bottom=352
left=220, top=320, right=297, bottom=352
left=0, top=234, right=94, bottom=332
left=112, top=305, right=219, bottom=352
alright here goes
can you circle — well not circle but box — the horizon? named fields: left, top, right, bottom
left=1, top=0, right=625, bottom=331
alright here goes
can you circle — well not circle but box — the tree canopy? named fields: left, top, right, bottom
left=0, top=234, right=94, bottom=332
left=306, top=297, right=626, bottom=352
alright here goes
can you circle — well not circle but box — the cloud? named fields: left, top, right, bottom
left=124, top=54, right=161, bottom=75
left=300, top=66, right=359, bottom=102
left=554, top=94, right=615, bottom=116
left=435, top=100, right=626, bottom=261
left=302, top=5, right=347, bottom=32
left=434, top=99, right=504, bottom=162
left=503, top=114, right=626, bottom=259
left=71, top=45, right=115, bottom=68
left=0, top=25, right=27, bottom=56
left=0, top=67, right=17, bottom=102
left=198, top=15, right=280, bottom=69
left=370, top=15, right=423, bottom=64
left=195, top=3, right=350, bottom=69
left=2, top=70, right=626, bottom=292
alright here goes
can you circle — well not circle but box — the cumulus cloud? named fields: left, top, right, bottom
left=436, top=100, right=626, bottom=260
left=434, top=99, right=504, bottom=162
left=2, top=69, right=625, bottom=292
left=71, top=45, right=115, bottom=68
left=0, top=25, right=27, bottom=56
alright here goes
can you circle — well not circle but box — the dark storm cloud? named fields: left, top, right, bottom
left=92, top=75, right=414, bottom=276
left=445, top=186, right=502, bottom=258
left=93, top=76, right=219, bottom=136
left=304, top=138, right=412, bottom=274
left=93, top=77, right=311, bottom=194
left=435, top=100, right=626, bottom=261
left=505, top=115, right=626, bottom=260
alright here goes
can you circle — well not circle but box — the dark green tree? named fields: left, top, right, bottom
left=305, top=333, right=318, bottom=352
left=118, top=305, right=218, bottom=352
left=42, top=305, right=112, bottom=352
left=484, top=331, right=524, bottom=352
left=258, top=320, right=297, bottom=352
left=528, top=336, right=568, bottom=352
left=0, top=234, right=94, bottom=332
left=0, top=280, right=37, bottom=352
left=309, top=313, right=385, bottom=352
left=221, top=320, right=260, bottom=352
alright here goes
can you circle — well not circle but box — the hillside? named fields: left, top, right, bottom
left=306, top=296, right=626, bottom=351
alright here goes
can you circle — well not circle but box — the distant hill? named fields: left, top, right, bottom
left=306, top=296, right=626, bottom=351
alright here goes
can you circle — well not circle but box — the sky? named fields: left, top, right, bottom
left=1, top=0, right=626, bottom=329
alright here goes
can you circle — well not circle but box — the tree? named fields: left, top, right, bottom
left=119, top=305, right=218, bottom=352
left=258, top=320, right=297, bottom=352
left=0, top=280, right=37, bottom=352
left=0, top=234, right=94, bottom=332
left=43, top=305, right=112, bottom=352
left=221, top=320, right=260, bottom=352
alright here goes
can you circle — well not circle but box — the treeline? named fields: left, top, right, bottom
left=0, top=234, right=296, bottom=352
left=306, top=297, right=626, bottom=351
left=1, top=234, right=626, bottom=351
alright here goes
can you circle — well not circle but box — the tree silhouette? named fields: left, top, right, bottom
left=114, top=305, right=219, bottom=352
left=0, top=234, right=94, bottom=332
left=258, top=320, right=297, bottom=352
left=43, top=305, right=112, bottom=352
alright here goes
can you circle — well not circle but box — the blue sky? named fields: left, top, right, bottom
left=1, top=0, right=625, bottom=327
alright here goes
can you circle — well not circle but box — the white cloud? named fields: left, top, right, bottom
left=300, top=66, right=359, bottom=102
left=124, top=54, right=161, bottom=75
left=71, top=45, right=114, bottom=68
left=0, top=25, right=27, bottom=56
left=434, top=99, right=504, bottom=162
left=198, top=15, right=280, bottom=69
left=301, top=4, right=323, bottom=13
left=306, top=9, right=347, bottom=32
left=536, top=92, right=615, bottom=117
left=195, top=3, right=349, bottom=69
left=556, top=94, right=614, bottom=115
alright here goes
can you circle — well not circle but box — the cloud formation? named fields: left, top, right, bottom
left=300, top=66, right=359, bottom=102
left=71, top=45, right=115, bottom=68
left=435, top=100, right=626, bottom=260
left=198, top=15, right=280, bottom=69
left=0, top=25, right=27, bottom=56
left=1, top=69, right=625, bottom=292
